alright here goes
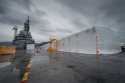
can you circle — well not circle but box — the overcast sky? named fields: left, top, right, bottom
left=0, top=0, right=125, bottom=43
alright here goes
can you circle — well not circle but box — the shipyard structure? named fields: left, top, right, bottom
left=13, top=16, right=35, bottom=49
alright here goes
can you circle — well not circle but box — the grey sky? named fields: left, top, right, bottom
left=0, top=0, right=125, bottom=43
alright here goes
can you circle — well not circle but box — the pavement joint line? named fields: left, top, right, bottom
left=21, top=57, right=33, bottom=83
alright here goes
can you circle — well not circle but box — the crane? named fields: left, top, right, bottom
left=12, top=26, right=18, bottom=41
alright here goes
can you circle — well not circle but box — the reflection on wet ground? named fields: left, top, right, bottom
left=27, top=50, right=125, bottom=83
left=0, top=50, right=33, bottom=83
left=0, top=49, right=125, bottom=83
left=0, top=54, right=15, bottom=63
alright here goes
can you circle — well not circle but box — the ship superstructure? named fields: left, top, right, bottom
left=14, top=16, right=35, bottom=49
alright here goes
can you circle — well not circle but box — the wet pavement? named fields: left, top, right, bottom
left=0, top=50, right=33, bottom=83
left=28, top=50, right=125, bottom=83
left=0, top=49, right=125, bottom=83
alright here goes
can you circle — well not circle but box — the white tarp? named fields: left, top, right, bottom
left=97, top=27, right=121, bottom=54
left=41, top=27, right=121, bottom=54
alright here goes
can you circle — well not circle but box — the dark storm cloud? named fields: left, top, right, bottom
left=97, top=0, right=125, bottom=34
left=99, top=0, right=125, bottom=20
left=72, top=20, right=87, bottom=29
left=57, top=0, right=125, bottom=27
left=0, top=0, right=31, bottom=13
left=0, top=0, right=53, bottom=42
left=57, top=0, right=102, bottom=17
left=0, top=0, right=7, bottom=14
left=0, top=0, right=125, bottom=42
left=0, top=0, right=31, bottom=25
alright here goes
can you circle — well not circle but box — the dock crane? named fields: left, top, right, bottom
left=12, top=26, right=18, bottom=41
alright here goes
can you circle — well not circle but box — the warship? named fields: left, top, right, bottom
left=13, top=16, right=35, bottom=49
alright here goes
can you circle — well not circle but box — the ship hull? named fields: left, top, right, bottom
left=0, top=46, right=16, bottom=55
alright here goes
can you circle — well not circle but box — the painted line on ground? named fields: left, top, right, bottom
left=21, top=57, right=33, bottom=83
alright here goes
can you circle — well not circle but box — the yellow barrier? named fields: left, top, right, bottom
left=47, top=38, right=58, bottom=52
left=0, top=46, right=16, bottom=55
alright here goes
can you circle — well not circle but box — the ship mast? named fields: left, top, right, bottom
left=24, top=16, right=30, bottom=33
